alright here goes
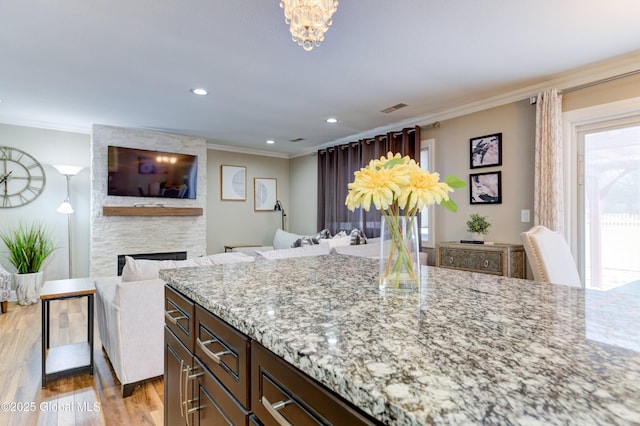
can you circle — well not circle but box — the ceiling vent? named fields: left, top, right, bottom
left=381, top=103, right=408, bottom=114
left=289, top=137, right=305, bottom=142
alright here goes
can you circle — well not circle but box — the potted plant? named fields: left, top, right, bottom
left=466, top=213, right=491, bottom=241
left=0, top=222, right=55, bottom=305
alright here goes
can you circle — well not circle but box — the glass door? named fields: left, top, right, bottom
left=578, top=117, right=640, bottom=291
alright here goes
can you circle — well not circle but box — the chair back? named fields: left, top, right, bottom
left=520, top=225, right=582, bottom=287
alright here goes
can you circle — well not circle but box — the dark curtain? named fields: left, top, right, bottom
left=317, top=126, right=420, bottom=237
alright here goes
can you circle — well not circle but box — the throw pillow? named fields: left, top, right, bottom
left=350, top=228, right=368, bottom=245
left=319, top=235, right=352, bottom=249
left=273, top=229, right=304, bottom=250
left=121, top=256, right=179, bottom=282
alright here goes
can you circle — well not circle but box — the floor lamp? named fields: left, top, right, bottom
left=52, top=165, right=84, bottom=279
left=274, top=200, right=286, bottom=230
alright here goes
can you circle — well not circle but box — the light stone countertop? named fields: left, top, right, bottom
left=159, top=255, right=640, bottom=425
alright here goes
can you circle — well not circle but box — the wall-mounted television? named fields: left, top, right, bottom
left=107, top=146, right=198, bottom=199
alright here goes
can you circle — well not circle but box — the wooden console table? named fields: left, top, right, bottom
left=41, top=277, right=95, bottom=388
left=436, top=242, right=526, bottom=278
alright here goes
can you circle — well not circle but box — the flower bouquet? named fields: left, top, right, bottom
left=346, top=152, right=465, bottom=290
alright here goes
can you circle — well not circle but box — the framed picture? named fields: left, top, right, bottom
left=221, top=165, right=246, bottom=200
left=254, top=178, right=277, bottom=211
left=470, top=133, right=502, bottom=169
left=470, top=171, right=502, bottom=204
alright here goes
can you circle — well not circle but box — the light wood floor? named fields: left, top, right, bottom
left=0, top=298, right=164, bottom=426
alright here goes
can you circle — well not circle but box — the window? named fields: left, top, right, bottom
left=564, top=96, right=640, bottom=287
left=577, top=117, right=640, bottom=290
left=420, top=139, right=435, bottom=247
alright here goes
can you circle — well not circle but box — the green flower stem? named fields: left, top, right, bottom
left=381, top=207, right=418, bottom=287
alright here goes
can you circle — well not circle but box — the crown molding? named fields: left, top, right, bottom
left=206, top=141, right=290, bottom=159
left=0, top=117, right=91, bottom=135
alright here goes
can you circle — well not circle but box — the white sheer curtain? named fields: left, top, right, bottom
left=534, top=88, right=564, bottom=233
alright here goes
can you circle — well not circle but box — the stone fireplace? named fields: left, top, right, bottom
left=90, top=125, right=207, bottom=278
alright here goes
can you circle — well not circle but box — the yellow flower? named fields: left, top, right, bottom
left=398, top=162, right=453, bottom=210
left=345, top=151, right=461, bottom=213
left=346, top=161, right=408, bottom=211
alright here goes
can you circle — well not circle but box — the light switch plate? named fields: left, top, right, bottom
left=521, top=209, right=531, bottom=223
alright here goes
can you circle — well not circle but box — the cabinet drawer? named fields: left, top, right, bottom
left=195, top=305, right=251, bottom=409
left=165, top=286, right=195, bottom=352
left=439, top=248, right=503, bottom=274
left=251, top=342, right=377, bottom=426
left=193, top=357, right=249, bottom=426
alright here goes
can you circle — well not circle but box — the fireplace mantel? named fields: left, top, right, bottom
left=102, top=206, right=203, bottom=217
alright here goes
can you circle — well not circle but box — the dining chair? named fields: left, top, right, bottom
left=520, top=225, right=582, bottom=287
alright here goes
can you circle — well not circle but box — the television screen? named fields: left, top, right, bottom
left=107, top=146, right=198, bottom=199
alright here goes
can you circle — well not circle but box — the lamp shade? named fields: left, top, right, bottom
left=56, top=201, right=74, bottom=214
left=52, top=164, right=84, bottom=176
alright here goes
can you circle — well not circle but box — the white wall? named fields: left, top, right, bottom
left=206, top=149, right=290, bottom=254
left=424, top=100, right=536, bottom=245
left=0, top=123, right=91, bottom=281
left=289, top=100, right=538, bottom=251
left=289, top=153, right=317, bottom=235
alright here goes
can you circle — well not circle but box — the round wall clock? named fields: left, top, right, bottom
left=0, top=146, right=46, bottom=208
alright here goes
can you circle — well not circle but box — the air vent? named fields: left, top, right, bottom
left=381, top=103, right=408, bottom=114
left=289, top=137, right=305, bottom=142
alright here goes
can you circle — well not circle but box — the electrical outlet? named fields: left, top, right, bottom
left=521, top=209, right=531, bottom=223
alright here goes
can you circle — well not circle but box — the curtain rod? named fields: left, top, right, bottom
left=560, top=69, right=640, bottom=95
left=529, top=69, right=640, bottom=104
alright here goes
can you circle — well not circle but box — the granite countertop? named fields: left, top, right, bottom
left=160, top=255, right=640, bottom=425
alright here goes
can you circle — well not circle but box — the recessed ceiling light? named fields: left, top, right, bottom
left=266, top=140, right=275, bottom=144
left=191, top=88, right=208, bottom=96
left=326, top=117, right=338, bottom=123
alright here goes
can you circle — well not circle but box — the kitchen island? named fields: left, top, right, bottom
left=160, top=254, right=640, bottom=425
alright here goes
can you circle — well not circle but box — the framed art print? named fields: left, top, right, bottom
left=254, top=178, right=277, bottom=211
left=221, top=165, right=246, bottom=200
left=470, top=133, right=502, bottom=169
left=470, top=171, right=502, bottom=204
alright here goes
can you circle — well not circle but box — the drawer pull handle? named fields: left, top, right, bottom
left=483, top=260, right=489, bottom=268
left=262, top=396, right=293, bottom=426
left=182, top=365, right=203, bottom=426
left=179, top=359, right=187, bottom=419
left=165, top=309, right=187, bottom=325
left=197, top=338, right=231, bottom=364
left=187, top=401, right=204, bottom=415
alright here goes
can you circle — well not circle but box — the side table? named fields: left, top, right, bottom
left=41, top=277, right=95, bottom=388
left=224, top=244, right=260, bottom=253
left=436, top=242, right=526, bottom=278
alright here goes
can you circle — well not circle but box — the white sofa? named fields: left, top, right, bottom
left=233, top=228, right=428, bottom=264
left=95, top=252, right=254, bottom=397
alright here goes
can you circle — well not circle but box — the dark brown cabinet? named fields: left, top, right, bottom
left=165, top=285, right=379, bottom=426
left=251, top=342, right=375, bottom=426
left=165, top=327, right=195, bottom=426
left=165, top=286, right=196, bottom=426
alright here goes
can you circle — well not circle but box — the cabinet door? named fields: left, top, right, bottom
left=252, top=343, right=377, bottom=426
left=165, top=286, right=196, bottom=351
left=195, top=305, right=250, bottom=408
left=165, top=326, right=193, bottom=426
left=193, top=358, right=249, bottom=426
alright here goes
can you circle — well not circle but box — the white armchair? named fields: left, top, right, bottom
left=95, top=252, right=254, bottom=397
left=520, top=225, right=582, bottom=287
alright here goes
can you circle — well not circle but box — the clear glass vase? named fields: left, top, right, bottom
left=379, top=214, right=420, bottom=291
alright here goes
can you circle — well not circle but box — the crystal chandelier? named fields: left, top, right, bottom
left=279, top=0, right=339, bottom=51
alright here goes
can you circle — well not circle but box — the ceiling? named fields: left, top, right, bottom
left=1, top=1, right=639, bottom=157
